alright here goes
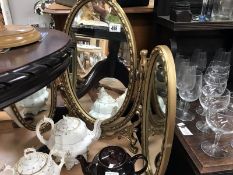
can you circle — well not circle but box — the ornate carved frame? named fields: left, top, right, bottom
left=58, top=0, right=141, bottom=132
left=141, top=45, right=176, bottom=175
left=9, top=82, right=57, bottom=132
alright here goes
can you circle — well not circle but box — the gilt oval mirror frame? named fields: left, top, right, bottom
left=3, top=82, right=57, bottom=131
left=59, top=0, right=139, bottom=131
left=141, top=45, right=176, bottom=175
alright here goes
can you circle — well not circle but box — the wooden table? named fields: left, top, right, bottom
left=0, top=29, right=72, bottom=109
left=167, top=104, right=233, bottom=175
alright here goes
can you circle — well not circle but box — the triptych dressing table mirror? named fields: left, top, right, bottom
left=57, top=0, right=177, bottom=174
left=0, top=0, right=176, bottom=175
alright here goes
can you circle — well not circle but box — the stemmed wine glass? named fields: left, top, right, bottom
left=196, top=62, right=230, bottom=132
left=201, top=88, right=231, bottom=158
left=175, top=56, right=190, bottom=110
left=191, top=51, right=207, bottom=73
left=227, top=93, right=233, bottom=148
left=177, top=70, right=202, bottom=121
left=191, top=51, right=208, bottom=115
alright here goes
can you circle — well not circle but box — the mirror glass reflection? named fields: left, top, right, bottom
left=68, top=0, right=131, bottom=121
left=149, top=55, right=168, bottom=174
left=3, top=83, right=56, bottom=130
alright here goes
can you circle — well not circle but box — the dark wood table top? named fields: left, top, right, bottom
left=175, top=103, right=233, bottom=175
left=0, top=28, right=70, bottom=73
left=0, top=28, right=72, bottom=109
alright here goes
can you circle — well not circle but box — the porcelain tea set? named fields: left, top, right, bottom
left=1, top=113, right=148, bottom=175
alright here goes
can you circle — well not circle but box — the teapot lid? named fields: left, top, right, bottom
left=16, top=149, right=47, bottom=175
left=56, top=116, right=79, bottom=132
left=99, top=146, right=127, bottom=168
left=97, top=87, right=115, bottom=103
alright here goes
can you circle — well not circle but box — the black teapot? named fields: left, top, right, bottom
left=76, top=146, right=148, bottom=175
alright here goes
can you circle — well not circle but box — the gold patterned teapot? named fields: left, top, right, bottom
left=3, top=148, right=64, bottom=175
left=36, top=115, right=102, bottom=170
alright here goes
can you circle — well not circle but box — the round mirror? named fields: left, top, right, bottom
left=141, top=45, right=176, bottom=175
left=3, top=82, right=57, bottom=131
left=59, top=0, right=138, bottom=130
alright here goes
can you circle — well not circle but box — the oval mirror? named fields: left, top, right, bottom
left=59, top=0, right=138, bottom=131
left=141, top=45, right=176, bottom=175
left=3, top=82, right=57, bottom=131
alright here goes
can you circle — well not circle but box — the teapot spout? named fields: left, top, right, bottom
left=91, top=119, right=102, bottom=140
left=76, top=155, right=91, bottom=175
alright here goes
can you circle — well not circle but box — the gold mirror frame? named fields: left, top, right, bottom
left=141, top=45, right=176, bottom=175
left=58, top=0, right=140, bottom=132
left=5, top=82, right=57, bottom=131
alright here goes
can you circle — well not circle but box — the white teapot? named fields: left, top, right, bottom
left=0, top=163, right=14, bottom=175
left=3, top=148, right=64, bottom=175
left=18, top=87, right=49, bottom=115
left=36, top=115, right=102, bottom=170
left=89, top=87, right=119, bottom=120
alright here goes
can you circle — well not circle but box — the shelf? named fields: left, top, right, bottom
left=44, top=2, right=71, bottom=14
left=123, top=0, right=154, bottom=14
left=175, top=103, right=233, bottom=174
left=156, top=16, right=233, bottom=31
left=44, top=0, right=154, bottom=15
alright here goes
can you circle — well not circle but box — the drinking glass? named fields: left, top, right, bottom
left=211, top=0, right=233, bottom=21
left=177, top=70, right=202, bottom=121
left=208, top=61, right=231, bottom=74
left=213, top=48, right=224, bottom=60
left=192, top=51, right=208, bottom=115
left=227, top=93, right=233, bottom=148
left=175, top=57, right=190, bottom=110
left=196, top=74, right=228, bottom=132
left=197, top=85, right=221, bottom=132
left=201, top=89, right=231, bottom=158
left=198, top=0, right=209, bottom=21
left=191, top=51, right=207, bottom=72
left=220, top=52, right=232, bottom=64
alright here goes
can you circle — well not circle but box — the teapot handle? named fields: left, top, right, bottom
left=130, top=154, right=148, bottom=175
left=36, top=117, right=54, bottom=145
left=49, top=149, right=65, bottom=169
left=2, top=165, right=15, bottom=175
left=24, top=148, right=37, bottom=157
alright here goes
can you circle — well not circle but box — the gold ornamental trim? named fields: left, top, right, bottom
left=141, top=45, right=176, bottom=175
left=10, top=82, right=57, bottom=132
left=59, top=0, right=139, bottom=132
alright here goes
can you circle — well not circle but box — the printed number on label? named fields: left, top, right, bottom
left=109, top=23, right=121, bottom=32
left=105, top=172, right=119, bottom=175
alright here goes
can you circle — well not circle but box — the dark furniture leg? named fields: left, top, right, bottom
left=76, top=40, right=129, bottom=98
